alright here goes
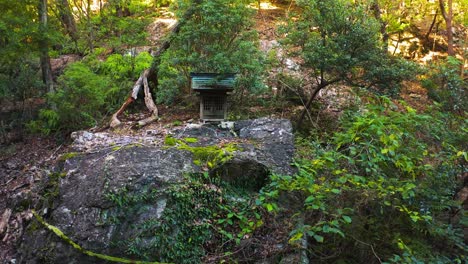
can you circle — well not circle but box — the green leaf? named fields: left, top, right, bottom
left=410, top=215, right=420, bottom=222
left=342, top=215, right=352, bottom=224
left=305, top=196, right=315, bottom=203
left=313, top=235, right=324, bottom=243
left=289, top=232, right=303, bottom=243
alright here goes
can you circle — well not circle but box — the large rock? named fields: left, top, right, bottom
left=18, top=118, right=295, bottom=263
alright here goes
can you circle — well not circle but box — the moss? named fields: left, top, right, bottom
left=183, top=137, right=198, bottom=143
left=32, top=210, right=167, bottom=264
left=112, top=146, right=122, bottom=151
left=26, top=218, right=42, bottom=233
left=59, top=152, right=81, bottom=161
left=164, top=136, right=238, bottom=168
left=179, top=144, right=238, bottom=168
left=164, top=136, right=177, bottom=146
left=38, top=172, right=66, bottom=209
left=172, top=120, right=183, bottom=126
left=16, top=196, right=33, bottom=212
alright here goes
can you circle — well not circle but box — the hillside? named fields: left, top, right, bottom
left=0, top=0, right=467, bottom=263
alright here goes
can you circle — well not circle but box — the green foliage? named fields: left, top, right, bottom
left=102, top=52, right=152, bottom=79
left=422, top=57, right=467, bottom=114
left=71, top=0, right=152, bottom=53
left=103, top=172, right=261, bottom=263
left=283, top=0, right=417, bottom=96
left=0, top=58, right=43, bottom=100
left=0, top=0, right=62, bottom=100
left=28, top=50, right=153, bottom=134
left=0, top=0, right=61, bottom=64
left=100, top=52, right=153, bottom=108
left=259, top=97, right=467, bottom=262
left=364, top=57, right=420, bottom=96
left=93, top=16, right=149, bottom=51
left=28, top=62, right=115, bottom=134
left=156, top=0, right=265, bottom=104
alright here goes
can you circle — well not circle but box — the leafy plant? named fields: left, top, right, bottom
left=259, top=97, right=467, bottom=262
left=103, top=172, right=261, bottom=263
left=27, top=62, right=115, bottom=134
left=422, top=56, right=467, bottom=114
left=28, top=50, right=154, bottom=134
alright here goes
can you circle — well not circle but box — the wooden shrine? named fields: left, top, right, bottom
left=190, top=73, right=235, bottom=122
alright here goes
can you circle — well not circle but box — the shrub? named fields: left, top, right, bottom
left=0, top=57, right=43, bottom=100
left=28, top=62, right=115, bottom=134
left=259, top=97, right=467, bottom=262
left=422, top=57, right=467, bottom=114
left=28, top=50, right=154, bottom=134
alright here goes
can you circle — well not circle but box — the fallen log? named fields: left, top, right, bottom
left=137, top=70, right=159, bottom=127
left=110, top=78, right=140, bottom=128
left=110, top=70, right=156, bottom=128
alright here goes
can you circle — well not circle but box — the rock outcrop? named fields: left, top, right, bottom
left=18, top=118, right=295, bottom=263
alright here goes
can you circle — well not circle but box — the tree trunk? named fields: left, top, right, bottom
left=425, top=10, right=439, bottom=42
left=371, top=0, right=388, bottom=52
left=137, top=70, right=159, bottom=127
left=439, top=0, right=455, bottom=56
left=296, top=85, right=324, bottom=128
left=38, top=0, right=54, bottom=93
left=86, top=0, right=94, bottom=52
left=56, top=0, right=78, bottom=43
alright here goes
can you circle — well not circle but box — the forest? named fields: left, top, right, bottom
left=0, top=0, right=467, bottom=263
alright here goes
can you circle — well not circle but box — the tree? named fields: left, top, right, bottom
left=439, top=0, right=455, bottom=55
left=371, top=0, right=389, bottom=52
left=156, top=0, right=264, bottom=103
left=56, top=0, right=78, bottom=44
left=0, top=0, right=37, bottom=98
left=284, top=0, right=403, bottom=127
left=38, top=0, right=54, bottom=93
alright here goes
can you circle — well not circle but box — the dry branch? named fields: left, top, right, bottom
left=0, top=209, right=12, bottom=236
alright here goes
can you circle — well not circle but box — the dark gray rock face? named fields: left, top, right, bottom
left=18, top=118, right=295, bottom=263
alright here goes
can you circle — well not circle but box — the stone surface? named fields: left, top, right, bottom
left=18, top=118, right=295, bottom=263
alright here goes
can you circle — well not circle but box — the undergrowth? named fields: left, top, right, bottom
left=258, top=97, right=467, bottom=263
left=102, top=173, right=262, bottom=263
